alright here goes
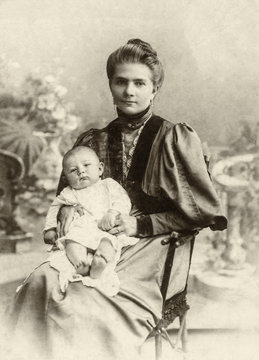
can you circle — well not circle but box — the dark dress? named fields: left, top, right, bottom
left=5, top=116, right=226, bottom=360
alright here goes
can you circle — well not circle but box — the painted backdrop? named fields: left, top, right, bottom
left=0, top=0, right=258, bottom=145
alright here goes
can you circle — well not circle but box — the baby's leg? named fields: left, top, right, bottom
left=90, top=237, right=116, bottom=279
left=65, top=240, right=90, bottom=276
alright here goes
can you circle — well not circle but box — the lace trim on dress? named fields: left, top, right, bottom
left=122, top=116, right=151, bottom=179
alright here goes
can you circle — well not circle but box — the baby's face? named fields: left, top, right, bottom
left=63, top=149, right=103, bottom=190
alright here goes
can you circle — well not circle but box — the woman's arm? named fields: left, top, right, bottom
left=43, top=193, right=69, bottom=244
left=135, top=210, right=196, bottom=237
left=110, top=123, right=227, bottom=238
left=44, top=197, right=66, bottom=232
left=108, top=210, right=196, bottom=238
left=141, top=122, right=227, bottom=234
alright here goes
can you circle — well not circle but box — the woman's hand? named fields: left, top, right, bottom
left=58, top=205, right=84, bottom=237
left=108, top=214, right=137, bottom=237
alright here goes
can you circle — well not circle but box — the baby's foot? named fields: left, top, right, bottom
left=90, top=237, right=116, bottom=279
left=66, top=240, right=89, bottom=276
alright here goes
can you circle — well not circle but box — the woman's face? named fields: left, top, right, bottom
left=110, top=63, right=157, bottom=115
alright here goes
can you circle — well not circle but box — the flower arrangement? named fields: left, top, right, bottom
left=0, top=66, right=81, bottom=237
left=0, top=72, right=81, bottom=174
left=23, top=74, right=80, bottom=136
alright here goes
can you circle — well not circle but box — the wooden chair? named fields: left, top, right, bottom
left=151, top=230, right=199, bottom=360
left=0, top=149, right=31, bottom=253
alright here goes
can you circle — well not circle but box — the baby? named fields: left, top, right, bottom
left=43, top=146, right=138, bottom=293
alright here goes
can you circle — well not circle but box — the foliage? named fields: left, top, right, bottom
left=0, top=60, right=81, bottom=237
left=14, top=183, right=55, bottom=234
left=21, top=74, right=79, bottom=135
left=0, top=70, right=80, bottom=174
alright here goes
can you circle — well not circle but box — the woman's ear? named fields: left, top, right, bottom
left=99, top=162, right=104, bottom=176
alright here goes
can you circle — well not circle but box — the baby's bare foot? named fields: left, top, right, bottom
left=66, top=240, right=89, bottom=276
left=90, top=237, right=116, bottom=279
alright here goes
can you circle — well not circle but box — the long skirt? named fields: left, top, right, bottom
left=3, top=235, right=191, bottom=360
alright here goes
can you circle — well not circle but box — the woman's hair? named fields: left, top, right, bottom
left=106, top=39, right=164, bottom=89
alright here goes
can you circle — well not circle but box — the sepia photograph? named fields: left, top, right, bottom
left=0, top=1, right=258, bottom=359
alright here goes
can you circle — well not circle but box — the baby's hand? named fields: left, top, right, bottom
left=43, top=229, right=57, bottom=245
left=98, top=210, right=120, bottom=231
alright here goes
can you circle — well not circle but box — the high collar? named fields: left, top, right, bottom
left=117, top=105, right=152, bottom=130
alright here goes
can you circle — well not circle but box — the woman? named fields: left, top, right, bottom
left=7, top=39, right=227, bottom=360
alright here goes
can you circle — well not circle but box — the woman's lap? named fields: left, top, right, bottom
left=6, top=235, right=191, bottom=360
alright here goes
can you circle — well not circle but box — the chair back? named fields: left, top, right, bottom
left=0, top=149, right=24, bottom=234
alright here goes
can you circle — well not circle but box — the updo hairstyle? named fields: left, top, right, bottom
left=106, top=39, right=164, bottom=89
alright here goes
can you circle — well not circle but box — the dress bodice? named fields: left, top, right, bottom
left=107, top=115, right=171, bottom=215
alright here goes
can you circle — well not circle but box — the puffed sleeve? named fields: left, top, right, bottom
left=142, top=122, right=227, bottom=232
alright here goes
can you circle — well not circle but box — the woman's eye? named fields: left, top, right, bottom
left=115, top=79, right=126, bottom=86
left=70, top=169, right=76, bottom=173
left=135, top=81, right=145, bottom=87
